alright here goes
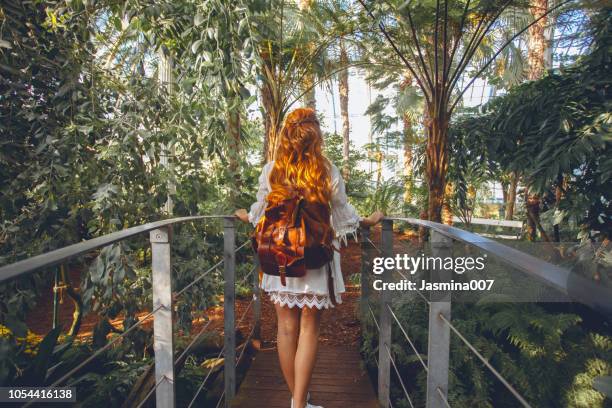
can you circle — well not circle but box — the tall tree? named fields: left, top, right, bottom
left=298, top=0, right=317, bottom=110
left=524, top=0, right=551, bottom=239
left=252, top=0, right=327, bottom=161
left=358, top=0, right=568, bottom=221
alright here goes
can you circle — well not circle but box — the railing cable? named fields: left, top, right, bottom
left=187, top=298, right=254, bottom=408
left=366, top=237, right=382, bottom=254
left=367, top=301, right=380, bottom=332
left=175, top=260, right=223, bottom=298
left=215, top=390, right=225, bottom=408
left=187, top=343, right=225, bottom=408
left=386, top=304, right=428, bottom=372
left=23, top=305, right=164, bottom=408
left=437, top=387, right=452, bottom=408
left=236, top=325, right=256, bottom=365
left=396, top=270, right=430, bottom=305
left=237, top=297, right=254, bottom=324
left=175, top=239, right=251, bottom=298
left=135, top=375, right=168, bottom=408
left=234, top=239, right=251, bottom=253
left=50, top=305, right=162, bottom=388
left=174, top=319, right=214, bottom=366
left=236, top=264, right=257, bottom=288
left=438, top=313, right=532, bottom=408
left=384, top=343, right=415, bottom=408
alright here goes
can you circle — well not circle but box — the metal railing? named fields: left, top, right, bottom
left=360, top=217, right=612, bottom=408
left=0, top=215, right=259, bottom=408
left=3, top=214, right=612, bottom=408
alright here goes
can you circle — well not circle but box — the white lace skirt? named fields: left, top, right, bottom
left=261, top=239, right=346, bottom=309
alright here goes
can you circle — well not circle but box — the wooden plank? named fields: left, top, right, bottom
left=232, top=346, right=378, bottom=408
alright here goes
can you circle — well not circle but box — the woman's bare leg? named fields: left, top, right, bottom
left=293, top=306, right=323, bottom=408
left=274, top=303, right=300, bottom=395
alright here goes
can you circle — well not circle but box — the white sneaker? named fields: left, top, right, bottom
left=290, top=394, right=322, bottom=408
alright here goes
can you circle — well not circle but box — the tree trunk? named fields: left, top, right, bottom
left=425, top=109, right=449, bottom=223
left=501, top=180, right=509, bottom=217
left=527, top=0, right=549, bottom=81
left=227, top=103, right=242, bottom=204
left=375, top=151, right=383, bottom=186
left=524, top=0, right=548, bottom=235
left=260, top=82, right=282, bottom=163
left=525, top=188, right=540, bottom=241
left=303, top=74, right=316, bottom=110
left=403, top=125, right=413, bottom=205
left=401, top=74, right=414, bottom=205
left=158, top=51, right=175, bottom=215
left=299, top=0, right=316, bottom=110
left=339, top=41, right=350, bottom=180
left=505, top=172, right=518, bottom=220
left=442, top=182, right=454, bottom=225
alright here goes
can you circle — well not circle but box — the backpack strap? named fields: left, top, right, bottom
left=326, top=262, right=337, bottom=306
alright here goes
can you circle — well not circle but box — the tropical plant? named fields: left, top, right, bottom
left=449, top=8, right=611, bottom=240
left=355, top=0, right=574, bottom=222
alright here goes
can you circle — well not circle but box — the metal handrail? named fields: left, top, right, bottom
left=0, top=215, right=229, bottom=283
left=362, top=218, right=612, bottom=408
left=387, top=217, right=612, bottom=317
left=0, top=214, right=258, bottom=408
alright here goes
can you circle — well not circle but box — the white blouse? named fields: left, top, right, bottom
left=248, top=161, right=361, bottom=309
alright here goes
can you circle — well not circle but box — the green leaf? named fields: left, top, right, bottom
left=238, top=86, right=250, bottom=99
left=191, top=40, right=202, bottom=54
left=29, top=327, right=61, bottom=385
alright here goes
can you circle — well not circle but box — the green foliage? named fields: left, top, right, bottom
left=0, top=0, right=260, bottom=389
left=323, top=132, right=370, bottom=196
left=449, top=9, right=612, bottom=238
left=361, top=300, right=612, bottom=407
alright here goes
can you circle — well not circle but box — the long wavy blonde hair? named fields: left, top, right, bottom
left=267, top=108, right=331, bottom=204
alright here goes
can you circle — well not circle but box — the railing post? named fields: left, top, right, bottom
left=252, top=254, right=261, bottom=341
left=360, top=226, right=371, bottom=316
left=223, top=217, right=236, bottom=407
left=150, top=227, right=175, bottom=408
left=378, top=219, right=393, bottom=407
left=426, top=230, right=453, bottom=408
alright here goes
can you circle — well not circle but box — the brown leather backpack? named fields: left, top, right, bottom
left=252, top=195, right=337, bottom=303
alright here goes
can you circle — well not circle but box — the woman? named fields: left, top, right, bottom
left=235, top=108, right=383, bottom=408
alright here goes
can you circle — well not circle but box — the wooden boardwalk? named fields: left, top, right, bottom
left=231, top=345, right=379, bottom=408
